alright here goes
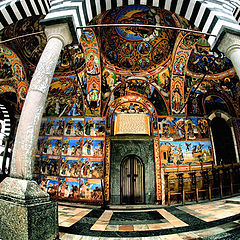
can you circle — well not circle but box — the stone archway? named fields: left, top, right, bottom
left=109, top=135, right=155, bottom=205
left=208, top=111, right=239, bottom=164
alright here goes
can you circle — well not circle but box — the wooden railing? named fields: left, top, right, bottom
left=164, top=162, right=240, bottom=205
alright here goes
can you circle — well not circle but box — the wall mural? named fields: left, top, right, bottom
left=160, top=140, right=213, bottom=166
left=170, top=33, right=202, bottom=114
left=98, top=6, right=178, bottom=74
left=106, top=95, right=159, bottom=136
left=34, top=116, right=106, bottom=203
left=2, top=5, right=240, bottom=204
left=188, top=40, right=233, bottom=74
left=158, top=117, right=209, bottom=141
left=0, top=45, right=28, bottom=110
left=158, top=116, right=212, bottom=167
left=186, top=75, right=239, bottom=116
left=81, top=29, right=101, bottom=115
left=2, top=16, right=85, bottom=74
left=44, top=75, right=84, bottom=117
left=103, top=78, right=169, bottom=116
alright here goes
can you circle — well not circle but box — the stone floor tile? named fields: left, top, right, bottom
left=133, top=224, right=149, bottom=231
left=193, top=226, right=226, bottom=238
left=118, top=225, right=134, bottom=231
left=105, top=224, right=119, bottom=231
left=159, top=234, right=183, bottom=240
left=60, top=233, right=83, bottom=240
left=157, top=209, right=188, bottom=227
left=81, top=236, right=100, bottom=240
left=59, top=221, right=75, bottom=227
left=90, top=224, right=107, bottom=231
left=147, top=223, right=162, bottom=230
left=178, top=231, right=201, bottom=239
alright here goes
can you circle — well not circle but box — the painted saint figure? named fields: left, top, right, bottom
left=86, top=54, right=99, bottom=75
left=88, top=82, right=100, bottom=111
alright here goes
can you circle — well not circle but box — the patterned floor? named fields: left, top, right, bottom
left=59, top=196, right=240, bottom=239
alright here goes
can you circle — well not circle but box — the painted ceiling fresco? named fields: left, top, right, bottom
left=1, top=16, right=85, bottom=75
left=187, top=39, right=233, bottom=74
left=95, top=6, right=178, bottom=73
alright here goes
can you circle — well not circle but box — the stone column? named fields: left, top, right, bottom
left=0, top=23, right=72, bottom=240
left=213, top=27, right=240, bottom=79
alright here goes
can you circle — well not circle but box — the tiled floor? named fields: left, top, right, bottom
left=59, top=196, right=240, bottom=239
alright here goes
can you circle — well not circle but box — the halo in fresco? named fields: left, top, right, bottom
left=115, top=5, right=155, bottom=41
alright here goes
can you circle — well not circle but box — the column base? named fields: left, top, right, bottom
left=0, top=177, right=58, bottom=240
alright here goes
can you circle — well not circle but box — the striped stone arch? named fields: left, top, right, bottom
left=0, top=103, right=11, bottom=175
left=0, top=104, right=11, bottom=138
left=0, top=0, right=50, bottom=31
left=42, top=0, right=240, bottom=46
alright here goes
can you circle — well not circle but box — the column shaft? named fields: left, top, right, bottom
left=10, top=37, right=63, bottom=179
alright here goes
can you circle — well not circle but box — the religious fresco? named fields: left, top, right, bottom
left=58, top=177, right=80, bottom=200
left=185, top=74, right=239, bottom=117
left=45, top=118, right=64, bottom=136
left=171, top=77, right=184, bottom=114
left=43, top=176, right=59, bottom=198
left=102, top=68, right=119, bottom=103
left=64, top=118, right=84, bottom=136
left=105, top=94, right=159, bottom=136
left=98, top=6, right=178, bottom=74
left=114, top=102, right=149, bottom=114
left=81, top=157, right=103, bottom=178
left=170, top=32, right=203, bottom=115
left=82, top=137, right=104, bottom=157
left=157, top=69, right=171, bottom=98
left=0, top=45, right=28, bottom=110
left=2, top=16, right=85, bottom=74
left=187, top=40, right=233, bottom=74
left=80, top=178, right=103, bottom=201
left=81, top=29, right=102, bottom=115
left=35, top=116, right=106, bottom=203
left=158, top=117, right=209, bottom=141
left=43, top=137, right=62, bottom=155
left=4, top=5, right=240, bottom=205
left=160, top=140, right=213, bottom=166
left=60, top=157, right=81, bottom=177
left=2, top=16, right=47, bottom=69
left=84, top=118, right=105, bottom=137
left=62, top=137, right=82, bottom=156
left=45, top=75, right=83, bottom=117
left=104, top=79, right=169, bottom=116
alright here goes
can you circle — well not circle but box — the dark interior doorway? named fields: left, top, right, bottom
left=211, top=117, right=236, bottom=165
left=121, top=155, right=145, bottom=204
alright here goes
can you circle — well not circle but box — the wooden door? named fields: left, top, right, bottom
left=121, top=155, right=144, bottom=204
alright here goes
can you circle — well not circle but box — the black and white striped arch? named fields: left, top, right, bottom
left=0, top=104, right=11, bottom=138
left=0, top=0, right=50, bottom=31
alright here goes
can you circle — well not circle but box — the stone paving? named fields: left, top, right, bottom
left=59, top=196, right=240, bottom=239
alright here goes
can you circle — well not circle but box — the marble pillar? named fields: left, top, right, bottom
left=213, top=27, right=240, bottom=80
left=0, top=23, right=72, bottom=240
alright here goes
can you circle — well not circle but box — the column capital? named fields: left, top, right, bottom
left=44, top=23, right=73, bottom=47
left=212, top=26, right=240, bottom=58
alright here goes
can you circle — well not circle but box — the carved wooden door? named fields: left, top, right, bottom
left=121, top=155, right=144, bottom=204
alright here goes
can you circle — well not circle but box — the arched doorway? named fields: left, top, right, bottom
left=121, top=155, right=145, bottom=204
left=211, top=117, right=236, bottom=165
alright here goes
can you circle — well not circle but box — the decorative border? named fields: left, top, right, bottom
left=104, top=137, right=111, bottom=202
left=154, top=137, right=161, bottom=201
